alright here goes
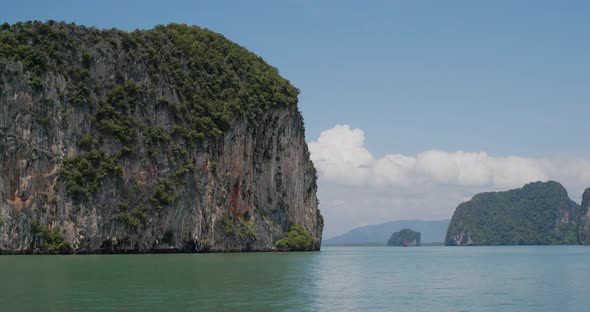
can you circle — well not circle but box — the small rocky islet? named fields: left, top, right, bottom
left=387, top=228, right=421, bottom=246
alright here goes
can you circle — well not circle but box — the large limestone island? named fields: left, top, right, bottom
left=387, top=229, right=421, bottom=246
left=446, top=181, right=580, bottom=246
left=0, top=21, right=323, bottom=254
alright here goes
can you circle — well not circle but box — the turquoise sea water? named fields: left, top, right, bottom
left=0, top=246, right=589, bottom=311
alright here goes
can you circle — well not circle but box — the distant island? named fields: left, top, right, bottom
left=387, top=229, right=420, bottom=246
left=323, top=220, right=448, bottom=246
left=446, top=181, right=581, bottom=246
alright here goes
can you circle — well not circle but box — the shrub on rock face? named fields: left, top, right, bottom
left=150, top=179, right=177, bottom=209
left=30, top=223, right=73, bottom=254
left=275, top=224, right=316, bottom=251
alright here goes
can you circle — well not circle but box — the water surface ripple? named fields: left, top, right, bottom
left=1, top=246, right=589, bottom=311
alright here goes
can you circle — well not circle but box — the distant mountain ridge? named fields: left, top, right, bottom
left=323, top=220, right=450, bottom=245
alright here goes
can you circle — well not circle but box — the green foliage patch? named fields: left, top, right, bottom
left=0, top=21, right=298, bottom=139
left=96, top=100, right=139, bottom=144
left=78, top=134, right=97, bottom=151
left=114, top=208, right=147, bottom=229
left=144, top=127, right=170, bottom=157
left=60, top=151, right=122, bottom=201
left=222, top=214, right=256, bottom=240
left=30, top=223, right=73, bottom=254
left=115, top=213, right=139, bottom=228
left=150, top=179, right=177, bottom=209
left=275, top=224, right=315, bottom=251
left=69, top=83, right=91, bottom=106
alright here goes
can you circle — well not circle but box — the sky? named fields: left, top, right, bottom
left=3, top=1, right=590, bottom=238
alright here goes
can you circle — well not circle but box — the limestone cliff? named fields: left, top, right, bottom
left=446, top=181, right=579, bottom=246
left=578, top=188, right=590, bottom=245
left=0, top=21, right=323, bottom=253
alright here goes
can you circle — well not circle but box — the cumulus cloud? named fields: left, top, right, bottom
left=310, top=125, right=590, bottom=238
left=309, top=124, right=590, bottom=191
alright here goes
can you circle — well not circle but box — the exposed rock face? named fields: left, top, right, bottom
left=387, top=229, right=420, bottom=246
left=445, top=181, right=579, bottom=246
left=578, top=188, right=590, bottom=245
left=0, top=21, right=323, bottom=253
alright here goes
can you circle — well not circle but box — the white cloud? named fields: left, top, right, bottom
left=308, top=125, right=374, bottom=186
left=309, top=124, right=588, bottom=190
left=309, top=125, right=590, bottom=238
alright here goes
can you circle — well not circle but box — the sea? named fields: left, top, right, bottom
left=0, top=246, right=589, bottom=311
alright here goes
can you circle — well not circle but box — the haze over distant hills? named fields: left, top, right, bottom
left=323, top=220, right=450, bottom=245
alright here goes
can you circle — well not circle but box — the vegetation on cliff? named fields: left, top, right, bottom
left=0, top=20, right=299, bottom=212
left=31, top=223, right=73, bottom=254
left=60, top=151, right=122, bottom=202
left=445, top=181, right=580, bottom=246
left=0, top=21, right=298, bottom=125
left=275, top=225, right=316, bottom=251
left=387, top=229, right=421, bottom=246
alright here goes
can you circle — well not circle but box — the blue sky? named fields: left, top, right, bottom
left=3, top=1, right=590, bottom=236
left=3, top=0, right=589, bottom=157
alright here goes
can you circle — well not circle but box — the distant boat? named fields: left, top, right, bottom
left=403, top=241, right=409, bottom=247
